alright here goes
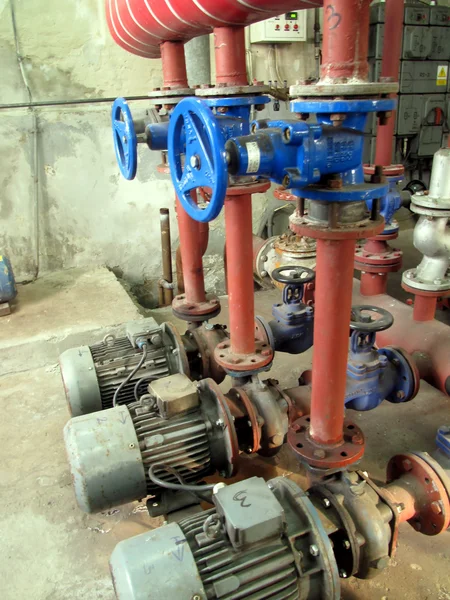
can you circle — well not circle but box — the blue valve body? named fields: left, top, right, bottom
left=226, top=119, right=364, bottom=190
left=0, top=255, right=17, bottom=303
left=345, top=331, right=415, bottom=411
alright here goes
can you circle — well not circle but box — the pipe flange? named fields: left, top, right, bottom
left=387, top=452, right=450, bottom=535
left=214, top=339, right=273, bottom=374
left=309, top=484, right=361, bottom=578
left=371, top=230, right=400, bottom=241
left=354, top=261, right=401, bottom=275
left=412, top=191, right=450, bottom=211
left=172, top=294, right=221, bottom=322
left=412, top=451, right=450, bottom=509
left=162, top=321, right=191, bottom=377
left=402, top=270, right=450, bottom=293
left=290, top=214, right=385, bottom=241
left=274, top=187, right=297, bottom=202
left=148, top=88, right=195, bottom=98
left=274, top=234, right=317, bottom=258
left=226, top=387, right=262, bottom=455
left=410, top=201, right=450, bottom=218
left=364, top=164, right=405, bottom=178
left=198, top=378, right=240, bottom=478
left=195, top=84, right=269, bottom=97
left=288, top=416, right=365, bottom=469
left=290, top=81, right=398, bottom=98
left=377, top=346, right=421, bottom=402
left=354, top=244, right=402, bottom=268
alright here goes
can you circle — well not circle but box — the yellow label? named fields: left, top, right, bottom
left=437, top=64, right=448, bottom=86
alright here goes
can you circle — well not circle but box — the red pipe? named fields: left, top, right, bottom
left=360, top=272, right=388, bottom=296
left=321, top=0, right=371, bottom=82
left=413, top=295, right=438, bottom=322
left=175, top=195, right=206, bottom=304
left=161, top=41, right=188, bottom=88
left=310, top=239, right=356, bottom=445
left=225, top=194, right=255, bottom=356
left=352, top=281, right=450, bottom=395
left=106, top=1, right=322, bottom=59
left=374, top=0, right=404, bottom=166
left=214, top=27, right=248, bottom=86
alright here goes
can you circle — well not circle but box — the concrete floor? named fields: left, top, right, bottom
left=0, top=253, right=449, bottom=599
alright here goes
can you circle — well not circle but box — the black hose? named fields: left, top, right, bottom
left=112, top=345, right=148, bottom=407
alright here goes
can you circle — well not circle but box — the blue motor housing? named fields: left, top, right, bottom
left=0, top=255, right=17, bottom=303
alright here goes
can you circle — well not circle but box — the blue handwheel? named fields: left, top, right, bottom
left=112, top=98, right=138, bottom=180
left=168, top=98, right=228, bottom=223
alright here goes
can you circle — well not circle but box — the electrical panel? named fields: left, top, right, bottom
left=400, top=61, right=449, bottom=94
left=366, top=2, right=449, bottom=159
left=249, top=10, right=307, bottom=43
left=402, top=26, right=432, bottom=60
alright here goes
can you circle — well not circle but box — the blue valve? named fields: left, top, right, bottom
left=112, top=97, right=138, bottom=181
left=168, top=98, right=228, bottom=223
left=256, top=266, right=315, bottom=355
left=345, top=305, right=417, bottom=411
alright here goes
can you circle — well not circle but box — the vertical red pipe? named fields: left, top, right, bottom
left=413, top=295, right=438, bottom=322
left=374, top=0, right=404, bottom=166
left=175, top=195, right=206, bottom=304
left=224, top=194, right=255, bottom=355
left=214, top=27, right=248, bottom=86
left=161, top=41, right=188, bottom=89
left=320, top=0, right=371, bottom=82
left=310, top=239, right=356, bottom=445
left=360, top=272, right=388, bottom=296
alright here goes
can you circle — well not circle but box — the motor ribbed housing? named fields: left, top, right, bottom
left=91, top=336, right=170, bottom=409
left=128, top=399, right=214, bottom=494
left=178, top=509, right=299, bottom=599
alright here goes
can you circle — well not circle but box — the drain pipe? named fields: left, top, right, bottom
left=158, top=208, right=174, bottom=306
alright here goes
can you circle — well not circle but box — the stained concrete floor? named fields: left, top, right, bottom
left=0, top=252, right=449, bottom=599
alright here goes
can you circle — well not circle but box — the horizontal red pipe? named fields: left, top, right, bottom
left=310, top=239, right=356, bottom=445
left=106, top=0, right=322, bottom=58
left=321, top=0, right=371, bottom=82
left=352, top=280, right=450, bottom=396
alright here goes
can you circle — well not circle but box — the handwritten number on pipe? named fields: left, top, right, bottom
left=326, top=5, right=342, bottom=30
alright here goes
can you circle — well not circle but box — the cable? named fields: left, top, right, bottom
left=149, top=463, right=215, bottom=493
left=112, top=345, right=148, bottom=407
left=150, top=463, right=212, bottom=504
left=133, top=374, right=156, bottom=402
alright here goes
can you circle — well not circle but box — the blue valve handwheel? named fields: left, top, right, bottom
left=168, top=98, right=228, bottom=223
left=112, top=98, right=137, bottom=181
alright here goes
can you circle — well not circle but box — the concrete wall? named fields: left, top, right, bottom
left=0, top=0, right=318, bottom=305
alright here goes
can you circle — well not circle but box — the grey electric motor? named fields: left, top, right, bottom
left=60, top=317, right=188, bottom=416
left=110, top=476, right=341, bottom=600
left=64, top=373, right=238, bottom=513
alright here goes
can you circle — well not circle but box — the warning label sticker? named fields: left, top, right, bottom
left=246, top=142, right=261, bottom=174
left=437, top=65, right=448, bottom=86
